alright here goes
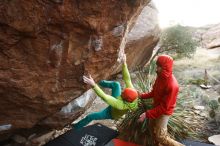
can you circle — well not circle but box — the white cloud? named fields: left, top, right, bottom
left=154, top=0, right=220, bottom=28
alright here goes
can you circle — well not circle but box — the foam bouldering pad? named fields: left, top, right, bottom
left=104, top=139, right=215, bottom=146
left=44, top=123, right=118, bottom=146
left=105, top=139, right=140, bottom=146
left=182, top=140, right=215, bottom=146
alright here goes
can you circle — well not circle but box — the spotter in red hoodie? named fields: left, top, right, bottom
left=140, top=55, right=179, bottom=119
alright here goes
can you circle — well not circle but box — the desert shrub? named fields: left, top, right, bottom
left=159, top=25, right=198, bottom=58
left=208, top=99, right=219, bottom=119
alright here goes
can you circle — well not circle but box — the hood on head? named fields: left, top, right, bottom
left=156, top=55, right=173, bottom=78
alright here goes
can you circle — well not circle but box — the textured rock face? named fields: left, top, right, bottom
left=202, top=24, right=220, bottom=49
left=126, top=2, right=160, bottom=68
left=0, top=0, right=159, bottom=139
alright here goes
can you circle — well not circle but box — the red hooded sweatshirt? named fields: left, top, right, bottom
left=140, top=55, right=179, bottom=119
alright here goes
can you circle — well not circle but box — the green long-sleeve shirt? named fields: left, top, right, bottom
left=93, top=63, right=138, bottom=119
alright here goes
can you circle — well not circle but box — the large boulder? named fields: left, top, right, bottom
left=126, top=2, right=160, bottom=68
left=0, top=0, right=159, bottom=139
left=201, top=24, right=220, bottom=49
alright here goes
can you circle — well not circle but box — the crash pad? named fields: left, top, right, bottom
left=105, top=139, right=140, bottom=146
left=44, top=123, right=118, bottom=146
left=105, top=139, right=215, bottom=146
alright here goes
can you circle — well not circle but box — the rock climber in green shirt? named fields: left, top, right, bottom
left=73, top=54, right=138, bottom=129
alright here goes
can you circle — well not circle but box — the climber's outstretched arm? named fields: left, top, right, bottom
left=121, top=54, right=134, bottom=89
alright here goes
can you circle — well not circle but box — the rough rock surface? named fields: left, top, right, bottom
left=126, top=2, right=159, bottom=68
left=0, top=0, right=159, bottom=139
left=195, top=23, right=220, bottom=49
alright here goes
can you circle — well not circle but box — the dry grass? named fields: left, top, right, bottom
left=174, top=47, right=220, bottom=87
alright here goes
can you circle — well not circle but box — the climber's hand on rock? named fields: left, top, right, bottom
left=121, top=53, right=127, bottom=64
left=83, top=75, right=96, bottom=87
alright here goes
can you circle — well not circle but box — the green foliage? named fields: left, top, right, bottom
left=134, top=61, right=157, bottom=92
left=118, top=106, right=154, bottom=146
left=208, top=100, right=219, bottom=119
left=160, top=25, right=198, bottom=58
left=209, top=110, right=216, bottom=118
left=208, top=100, right=219, bottom=110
